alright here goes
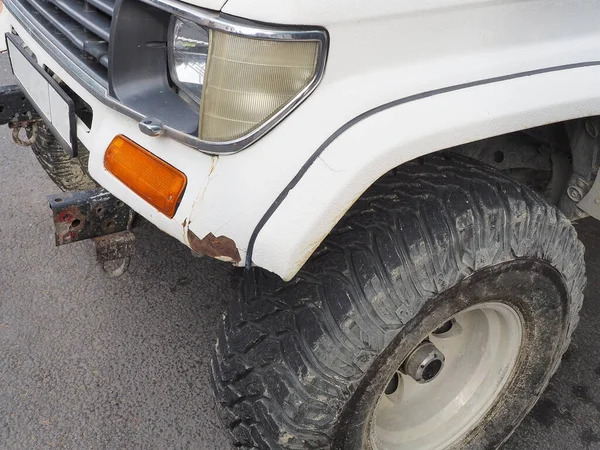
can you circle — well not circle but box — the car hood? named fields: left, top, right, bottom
left=180, top=0, right=228, bottom=12
left=178, top=0, right=387, bottom=26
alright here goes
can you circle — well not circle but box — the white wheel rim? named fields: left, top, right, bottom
left=372, top=302, right=523, bottom=450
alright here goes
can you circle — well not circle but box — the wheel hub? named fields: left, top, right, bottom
left=401, top=341, right=445, bottom=384
left=372, top=302, right=523, bottom=450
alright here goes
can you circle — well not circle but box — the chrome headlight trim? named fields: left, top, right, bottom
left=142, top=0, right=329, bottom=154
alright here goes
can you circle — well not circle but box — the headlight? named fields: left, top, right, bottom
left=199, top=31, right=320, bottom=142
left=162, top=10, right=328, bottom=151
left=168, top=17, right=209, bottom=106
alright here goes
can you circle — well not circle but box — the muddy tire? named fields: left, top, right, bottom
left=212, top=154, right=586, bottom=450
left=29, top=122, right=98, bottom=191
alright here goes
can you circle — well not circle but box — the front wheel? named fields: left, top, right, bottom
left=212, top=154, right=585, bottom=449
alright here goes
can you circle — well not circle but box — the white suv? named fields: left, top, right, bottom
left=1, top=0, right=598, bottom=448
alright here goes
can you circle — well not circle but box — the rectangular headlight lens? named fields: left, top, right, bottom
left=199, top=30, right=320, bottom=142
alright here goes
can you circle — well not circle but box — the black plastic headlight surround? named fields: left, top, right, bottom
left=109, top=0, right=200, bottom=136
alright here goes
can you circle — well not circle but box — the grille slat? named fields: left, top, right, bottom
left=13, top=0, right=112, bottom=81
left=49, top=0, right=111, bottom=41
left=86, top=0, right=115, bottom=17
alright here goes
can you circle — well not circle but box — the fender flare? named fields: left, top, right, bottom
left=248, top=61, right=600, bottom=280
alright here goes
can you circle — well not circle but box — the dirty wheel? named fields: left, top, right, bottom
left=28, top=122, right=98, bottom=191
left=373, top=301, right=522, bottom=449
left=212, top=154, right=586, bottom=449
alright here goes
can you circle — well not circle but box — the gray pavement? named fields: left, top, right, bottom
left=0, top=54, right=600, bottom=449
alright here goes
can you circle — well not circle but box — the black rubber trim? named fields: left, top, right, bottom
left=245, top=60, right=600, bottom=269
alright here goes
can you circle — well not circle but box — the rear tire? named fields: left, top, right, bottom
left=212, top=153, right=586, bottom=449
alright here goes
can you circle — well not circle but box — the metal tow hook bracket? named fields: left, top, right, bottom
left=9, top=115, right=43, bottom=147
left=48, top=189, right=136, bottom=277
left=93, top=231, right=136, bottom=278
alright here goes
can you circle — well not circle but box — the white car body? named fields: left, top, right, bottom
left=4, top=0, right=600, bottom=280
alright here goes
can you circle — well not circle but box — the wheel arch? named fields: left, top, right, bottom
left=249, top=62, right=600, bottom=280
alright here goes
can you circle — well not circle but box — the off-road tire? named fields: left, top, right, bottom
left=29, top=122, right=98, bottom=191
left=212, top=153, right=586, bottom=449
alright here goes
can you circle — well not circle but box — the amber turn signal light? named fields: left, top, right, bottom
left=104, top=135, right=187, bottom=218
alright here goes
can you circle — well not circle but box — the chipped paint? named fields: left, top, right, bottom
left=187, top=229, right=241, bottom=263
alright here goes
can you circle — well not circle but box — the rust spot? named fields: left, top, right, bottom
left=187, top=230, right=241, bottom=263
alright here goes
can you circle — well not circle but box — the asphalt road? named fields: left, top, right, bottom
left=1, top=55, right=600, bottom=449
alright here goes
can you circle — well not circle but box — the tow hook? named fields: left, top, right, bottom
left=0, top=84, right=42, bottom=146
left=9, top=114, right=42, bottom=147
left=93, top=231, right=136, bottom=278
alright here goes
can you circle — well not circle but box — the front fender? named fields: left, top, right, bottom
left=251, top=63, right=600, bottom=280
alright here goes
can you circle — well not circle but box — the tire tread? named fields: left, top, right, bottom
left=213, top=153, right=586, bottom=449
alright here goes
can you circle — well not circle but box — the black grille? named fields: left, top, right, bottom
left=11, top=0, right=114, bottom=83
